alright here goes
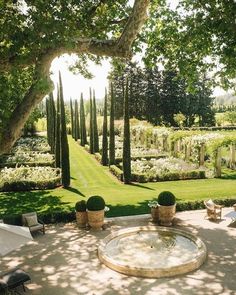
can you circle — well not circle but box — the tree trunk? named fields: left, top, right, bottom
left=101, top=88, right=108, bottom=165
left=109, top=82, right=115, bottom=165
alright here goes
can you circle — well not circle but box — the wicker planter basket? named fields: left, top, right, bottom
left=87, top=210, right=104, bottom=229
left=76, top=211, right=88, bottom=228
left=159, top=204, right=176, bottom=226
left=151, top=207, right=159, bottom=222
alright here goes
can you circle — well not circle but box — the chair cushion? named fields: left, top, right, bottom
left=25, top=215, right=38, bottom=227
left=206, top=199, right=215, bottom=209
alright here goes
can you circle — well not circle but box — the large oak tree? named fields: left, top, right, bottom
left=0, top=0, right=150, bottom=154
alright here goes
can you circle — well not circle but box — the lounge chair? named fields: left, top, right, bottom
left=22, top=212, right=45, bottom=235
left=204, top=199, right=223, bottom=221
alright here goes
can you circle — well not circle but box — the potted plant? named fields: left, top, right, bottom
left=158, top=191, right=176, bottom=226
left=87, top=195, right=105, bottom=229
left=75, top=200, right=87, bottom=228
left=148, top=200, right=159, bottom=223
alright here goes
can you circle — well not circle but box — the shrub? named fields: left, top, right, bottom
left=75, top=200, right=87, bottom=212
left=87, top=195, right=105, bottom=211
left=94, top=152, right=102, bottom=163
left=158, top=191, right=176, bottom=206
left=109, top=165, right=123, bottom=181
left=132, top=173, right=148, bottom=183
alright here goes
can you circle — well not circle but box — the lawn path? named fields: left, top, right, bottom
left=69, top=136, right=120, bottom=189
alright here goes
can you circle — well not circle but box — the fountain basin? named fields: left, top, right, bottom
left=98, top=226, right=207, bottom=278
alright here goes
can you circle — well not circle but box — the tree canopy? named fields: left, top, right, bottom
left=144, top=0, right=236, bottom=89
left=0, top=0, right=150, bottom=154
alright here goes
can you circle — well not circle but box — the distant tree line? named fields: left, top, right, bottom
left=109, top=62, right=215, bottom=127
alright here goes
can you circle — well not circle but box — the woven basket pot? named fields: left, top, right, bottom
left=87, top=210, right=104, bottom=229
left=159, top=204, right=176, bottom=226
left=76, top=211, right=88, bottom=228
left=151, top=207, right=159, bottom=223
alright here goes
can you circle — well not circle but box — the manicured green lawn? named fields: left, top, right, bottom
left=0, top=135, right=236, bottom=218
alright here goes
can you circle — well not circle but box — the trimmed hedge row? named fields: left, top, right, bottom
left=0, top=161, right=55, bottom=168
left=172, top=126, right=236, bottom=131
left=110, top=164, right=206, bottom=183
left=109, top=165, right=123, bottom=181
left=94, top=152, right=102, bottom=163
left=2, top=198, right=236, bottom=225
left=0, top=177, right=61, bottom=192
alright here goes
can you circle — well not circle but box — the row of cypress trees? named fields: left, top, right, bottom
left=46, top=72, right=70, bottom=188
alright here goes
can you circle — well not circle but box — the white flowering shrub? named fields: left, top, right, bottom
left=131, top=157, right=198, bottom=177
left=0, top=166, right=61, bottom=191
left=0, top=152, right=54, bottom=166
left=12, top=137, right=50, bottom=153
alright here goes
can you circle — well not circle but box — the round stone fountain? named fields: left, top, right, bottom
left=98, top=226, right=207, bottom=278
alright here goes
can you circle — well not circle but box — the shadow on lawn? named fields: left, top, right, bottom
left=0, top=190, right=72, bottom=217
left=64, top=187, right=86, bottom=197
left=128, top=182, right=155, bottom=190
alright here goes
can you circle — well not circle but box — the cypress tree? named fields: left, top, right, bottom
left=122, top=78, right=131, bottom=184
left=55, top=85, right=61, bottom=168
left=80, top=93, right=87, bottom=146
left=93, top=90, right=99, bottom=152
left=49, top=92, right=56, bottom=153
left=109, top=82, right=115, bottom=165
left=74, top=99, right=80, bottom=141
left=46, top=98, right=50, bottom=146
left=59, top=72, right=70, bottom=188
left=70, top=98, right=74, bottom=138
left=89, top=88, right=94, bottom=153
left=102, top=88, right=108, bottom=165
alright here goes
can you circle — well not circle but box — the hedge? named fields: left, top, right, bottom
left=2, top=198, right=236, bottom=225
left=0, top=161, right=55, bottom=168
left=0, top=177, right=61, bottom=192
left=109, top=165, right=123, bottom=181
left=94, top=152, right=102, bottom=163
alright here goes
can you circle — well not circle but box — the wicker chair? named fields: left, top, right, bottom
left=204, top=199, right=223, bottom=221
left=22, top=212, right=45, bottom=234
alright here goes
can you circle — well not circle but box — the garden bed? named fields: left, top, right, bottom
left=0, top=167, right=61, bottom=192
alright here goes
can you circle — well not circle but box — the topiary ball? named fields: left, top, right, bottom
left=158, top=191, right=176, bottom=206
left=87, top=195, right=105, bottom=211
left=75, top=200, right=87, bottom=212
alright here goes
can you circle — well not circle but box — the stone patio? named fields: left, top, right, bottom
left=0, top=208, right=235, bottom=295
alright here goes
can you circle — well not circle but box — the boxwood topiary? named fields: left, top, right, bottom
left=75, top=200, right=87, bottom=212
left=158, top=191, right=176, bottom=206
left=87, top=195, right=105, bottom=211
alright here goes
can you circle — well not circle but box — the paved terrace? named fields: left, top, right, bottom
left=0, top=208, right=235, bottom=295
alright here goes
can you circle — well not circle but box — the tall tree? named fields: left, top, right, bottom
left=55, top=85, right=61, bottom=168
left=0, top=0, right=150, bottom=155
left=70, top=98, right=74, bottom=138
left=59, top=72, right=70, bottom=188
left=122, top=78, right=131, bottom=184
left=109, top=82, right=115, bottom=165
left=93, top=90, right=99, bottom=153
left=74, top=99, right=80, bottom=141
left=80, top=93, right=87, bottom=146
left=89, top=88, right=94, bottom=154
left=102, top=88, right=108, bottom=165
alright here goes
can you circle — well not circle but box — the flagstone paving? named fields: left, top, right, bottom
left=0, top=208, right=235, bottom=295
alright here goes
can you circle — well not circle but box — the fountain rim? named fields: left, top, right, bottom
left=98, top=225, right=207, bottom=278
